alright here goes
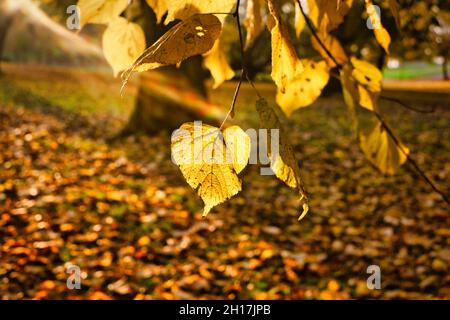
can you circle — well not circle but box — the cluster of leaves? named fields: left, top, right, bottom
left=78, top=0, right=413, bottom=217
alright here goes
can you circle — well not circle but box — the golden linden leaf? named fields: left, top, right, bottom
left=267, top=0, right=303, bottom=93
left=122, top=14, right=222, bottom=84
left=102, top=17, right=146, bottom=77
left=360, top=122, right=409, bottom=175
left=77, top=0, right=129, bottom=28
left=171, top=123, right=250, bottom=216
left=204, top=40, right=235, bottom=89
left=365, top=0, right=391, bottom=54
left=308, top=0, right=353, bottom=33
left=311, top=32, right=348, bottom=68
left=165, top=0, right=236, bottom=24
left=276, top=59, right=330, bottom=116
left=146, top=0, right=168, bottom=23
left=244, top=0, right=264, bottom=49
left=256, top=99, right=309, bottom=220
left=350, top=57, right=382, bottom=111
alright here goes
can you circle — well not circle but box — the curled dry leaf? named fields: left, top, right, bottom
left=256, top=99, right=309, bottom=220
left=276, top=59, right=330, bottom=116
left=77, top=0, right=129, bottom=28
left=122, top=14, right=222, bottom=87
left=171, top=123, right=250, bottom=216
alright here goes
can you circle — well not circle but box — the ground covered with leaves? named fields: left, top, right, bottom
left=0, top=67, right=449, bottom=300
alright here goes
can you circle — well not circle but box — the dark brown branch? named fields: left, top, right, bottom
left=380, top=96, right=436, bottom=114
left=372, top=111, right=450, bottom=205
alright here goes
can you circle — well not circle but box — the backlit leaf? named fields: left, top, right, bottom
left=204, top=40, right=235, bottom=89
left=146, top=0, right=168, bottom=23
left=171, top=123, right=250, bottom=216
left=267, top=0, right=303, bottom=93
left=77, top=0, right=129, bottom=28
left=350, top=57, right=382, bottom=111
left=360, top=122, right=409, bottom=175
left=102, top=17, right=146, bottom=77
left=276, top=60, right=329, bottom=116
left=365, top=0, right=391, bottom=54
left=256, top=99, right=309, bottom=220
left=308, top=0, right=353, bottom=33
left=311, top=33, right=348, bottom=68
left=244, top=0, right=264, bottom=49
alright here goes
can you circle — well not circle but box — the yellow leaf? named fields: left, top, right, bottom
left=311, top=32, right=348, bottom=68
left=77, top=0, right=129, bottom=28
left=389, top=0, right=401, bottom=30
left=171, top=123, right=250, bottom=216
left=244, top=0, right=264, bottom=49
left=350, top=57, right=382, bottom=111
left=308, top=0, right=353, bottom=33
left=165, top=0, right=236, bottom=23
left=358, top=85, right=379, bottom=111
left=365, top=0, right=391, bottom=54
left=122, top=14, right=222, bottom=84
left=350, top=57, right=382, bottom=92
left=276, top=59, right=329, bottom=116
left=146, top=0, right=168, bottom=23
left=204, top=40, right=235, bottom=89
left=102, top=17, right=146, bottom=77
left=256, top=99, right=309, bottom=220
left=360, top=122, right=409, bottom=175
left=222, top=126, right=251, bottom=174
left=267, top=0, right=303, bottom=93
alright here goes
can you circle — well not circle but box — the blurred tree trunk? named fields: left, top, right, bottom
left=443, top=56, right=449, bottom=80
left=0, top=14, right=14, bottom=74
left=119, top=0, right=210, bottom=136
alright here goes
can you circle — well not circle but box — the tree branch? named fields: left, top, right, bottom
left=372, top=111, right=450, bottom=205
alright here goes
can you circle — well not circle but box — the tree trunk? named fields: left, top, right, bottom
left=118, top=0, right=211, bottom=137
left=443, top=55, right=449, bottom=80
left=0, top=14, right=14, bottom=74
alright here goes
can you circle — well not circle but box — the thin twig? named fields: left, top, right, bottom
left=380, top=96, right=436, bottom=114
left=373, top=111, right=450, bottom=205
left=220, top=0, right=261, bottom=128
left=296, top=0, right=342, bottom=70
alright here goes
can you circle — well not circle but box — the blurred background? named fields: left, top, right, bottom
left=0, top=0, right=449, bottom=300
